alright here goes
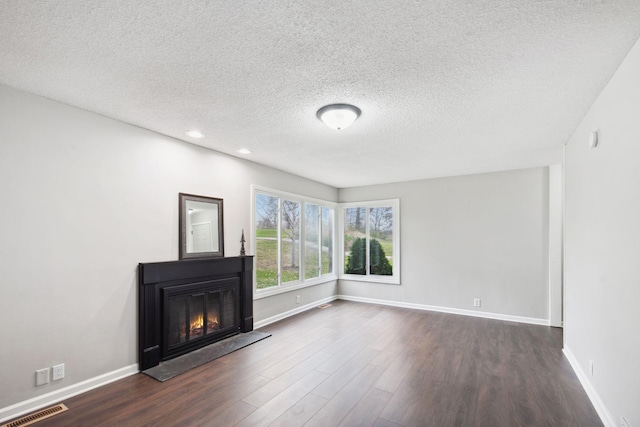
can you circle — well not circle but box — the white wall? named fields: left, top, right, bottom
left=0, top=84, right=337, bottom=415
left=564, top=36, right=640, bottom=426
left=338, top=167, right=551, bottom=322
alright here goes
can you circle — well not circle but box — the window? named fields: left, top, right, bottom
left=281, top=200, right=300, bottom=283
left=341, top=200, right=400, bottom=284
left=255, top=193, right=279, bottom=288
left=321, top=206, right=334, bottom=275
left=304, top=204, right=319, bottom=280
left=254, top=187, right=336, bottom=296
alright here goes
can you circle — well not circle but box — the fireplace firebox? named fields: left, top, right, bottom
left=138, top=256, right=253, bottom=370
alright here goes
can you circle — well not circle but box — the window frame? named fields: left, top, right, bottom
left=252, top=186, right=337, bottom=299
left=339, top=199, right=401, bottom=285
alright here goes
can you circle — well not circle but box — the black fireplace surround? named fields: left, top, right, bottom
left=138, top=256, right=253, bottom=371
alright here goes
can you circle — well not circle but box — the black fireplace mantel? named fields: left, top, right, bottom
left=138, top=256, right=254, bottom=371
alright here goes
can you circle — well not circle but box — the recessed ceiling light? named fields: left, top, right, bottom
left=185, top=130, right=205, bottom=138
left=317, top=104, right=361, bottom=130
left=237, top=148, right=252, bottom=154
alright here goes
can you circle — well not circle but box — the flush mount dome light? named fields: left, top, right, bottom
left=317, top=104, right=361, bottom=130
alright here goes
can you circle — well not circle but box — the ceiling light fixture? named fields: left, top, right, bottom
left=317, top=104, right=361, bottom=130
left=237, top=148, right=252, bottom=154
left=185, top=130, right=205, bottom=138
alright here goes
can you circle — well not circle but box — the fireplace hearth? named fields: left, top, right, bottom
left=138, top=256, right=253, bottom=370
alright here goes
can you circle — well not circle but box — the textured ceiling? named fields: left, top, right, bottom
left=1, top=1, right=640, bottom=188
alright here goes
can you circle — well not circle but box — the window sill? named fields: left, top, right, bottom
left=253, top=275, right=338, bottom=300
left=339, top=274, right=400, bottom=285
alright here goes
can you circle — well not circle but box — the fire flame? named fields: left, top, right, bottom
left=208, top=315, right=219, bottom=330
left=189, top=314, right=219, bottom=335
left=190, top=314, right=204, bottom=332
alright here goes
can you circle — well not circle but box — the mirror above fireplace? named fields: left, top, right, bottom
left=179, top=193, right=224, bottom=259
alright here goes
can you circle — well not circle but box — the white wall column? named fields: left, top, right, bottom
left=548, top=164, right=563, bottom=327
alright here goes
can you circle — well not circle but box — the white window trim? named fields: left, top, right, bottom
left=339, top=198, right=401, bottom=285
left=251, top=185, right=338, bottom=300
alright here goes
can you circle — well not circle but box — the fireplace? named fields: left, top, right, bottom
left=138, top=256, right=253, bottom=370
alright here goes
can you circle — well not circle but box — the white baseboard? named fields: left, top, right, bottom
left=0, top=364, right=139, bottom=424
left=562, top=347, right=614, bottom=427
left=254, top=295, right=338, bottom=329
left=336, top=294, right=550, bottom=326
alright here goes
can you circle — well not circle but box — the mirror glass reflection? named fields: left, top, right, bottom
left=186, top=200, right=219, bottom=253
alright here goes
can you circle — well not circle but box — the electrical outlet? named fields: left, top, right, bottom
left=36, top=368, right=50, bottom=386
left=52, top=363, right=65, bottom=381
left=473, top=298, right=481, bottom=307
left=296, top=295, right=300, bottom=304
left=621, top=416, right=630, bottom=427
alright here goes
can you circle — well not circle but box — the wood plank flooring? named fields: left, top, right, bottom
left=23, top=301, right=602, bottom=426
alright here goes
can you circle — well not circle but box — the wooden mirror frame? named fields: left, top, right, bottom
left=179, top=193, right=224, bottom=259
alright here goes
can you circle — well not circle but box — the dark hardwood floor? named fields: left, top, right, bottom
left=25, top=300, right=601, bottom=426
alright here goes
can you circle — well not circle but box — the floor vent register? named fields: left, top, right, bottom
left=1, top=404, right=68, bottom=427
